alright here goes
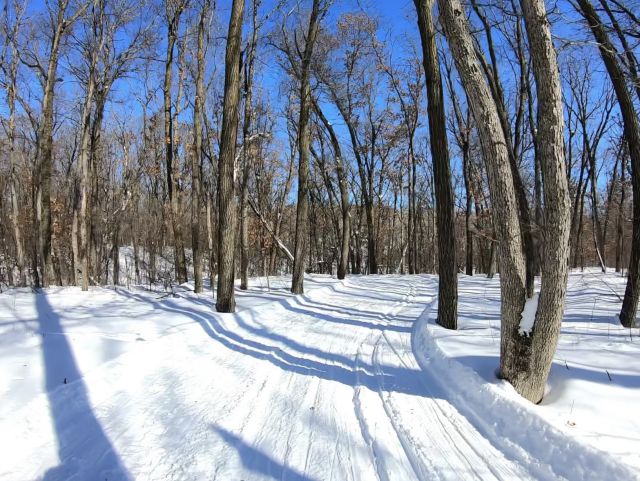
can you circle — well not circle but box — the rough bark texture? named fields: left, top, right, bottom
left=437, top=0, right=527, bottom=390
left=164, top=2, right=188, bottom=285
left=79, top=58, right=97, bottom=292
left=7, top=33, right=26, bottom=286
left=36, top=8, right=65, bottom=287
left=216, top=0, right=245, bottom=312
left=414, top=0, right=458, bottom=329
left=576, top=0, right=640, bottom=327
left=192, top=0, right=208, bottom=294
left=240, top=0, right=259, bottom=291
left=291, top=0, right=324, bottom=294
left=513, top=0, right=571, bottom=403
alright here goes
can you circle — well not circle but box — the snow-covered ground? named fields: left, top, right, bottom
left=0, top=271, right=638, bottom=480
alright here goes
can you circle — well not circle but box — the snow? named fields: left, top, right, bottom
left=519, top=293, right=539, bottom=335
left=420, top=269, right=640, bottom=480
left=0, top=270, right=638, bottom=480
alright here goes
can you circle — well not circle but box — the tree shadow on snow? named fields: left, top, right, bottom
left=117, top=291, right=431, bottom=398
left=211, top=425, right=320, bottom=481
left=35, top=292, right=130, bottom=481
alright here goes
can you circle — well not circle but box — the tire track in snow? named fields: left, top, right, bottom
left=370, top=278, right=534, bottom=480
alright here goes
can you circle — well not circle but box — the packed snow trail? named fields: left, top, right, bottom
left=2, top=276, right=550, bottom=480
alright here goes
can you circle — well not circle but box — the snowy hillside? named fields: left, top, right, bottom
left=0, top=271, right=638, bottom=480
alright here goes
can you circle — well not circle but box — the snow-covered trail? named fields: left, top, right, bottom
left=2, top=276, right=538, bottom=480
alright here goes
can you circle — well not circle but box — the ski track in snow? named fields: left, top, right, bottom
left=0, top=275, right=618, bottom=480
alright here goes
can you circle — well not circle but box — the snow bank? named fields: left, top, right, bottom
left=413, top=271, right=640, bottom=481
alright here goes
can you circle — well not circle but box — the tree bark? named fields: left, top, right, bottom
left=240, top=0, right=260, bottom=291
left=36, top=7, right=66, bottom=287
left=576, top=0, right=640, bottom=327
left=438, top=0, right=527, bottom=393
left=192, top=0, right=209, bottom=294
left=164, top=1, right=188, bottom=285
left=513, top=0, right=572, bottom=403
left=291, top=0, right=325, bottom=294
left=6, top=30, right=26, bottom=286
left=216, top=0, right=245, bottom=312
left=414, top=0, right=457, bottom=329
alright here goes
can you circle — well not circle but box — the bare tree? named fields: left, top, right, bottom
left=291, top=0, right=330, bottom=294
left=574, top=0, right=640, bottom=327
left=414, top=0, right=457, bottom=329
left=164, top=0, right=189, bottom=285
left=216, top=0, right=245, bottom=312
left=1, top=0, right=27, bottom=286
left=25, top=0, right=89, bottom=287
left=192, top=0, right=211, bottom=294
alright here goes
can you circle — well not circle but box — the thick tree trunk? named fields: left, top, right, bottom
left=291, top=0, right=324, bottom=294
left=36, top=14, right=65, bottom=288
left=414, top=0, right=458, bottom=329
left=438, top=0, right=528, bottom=392
left=216, top=0, right=245, bottom=312
left=576, top=0, right=640, bottom=327
left=511, top=0, right=571, bottom=403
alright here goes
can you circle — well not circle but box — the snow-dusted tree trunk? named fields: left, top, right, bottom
left=414, top=0, right=457, bottom=329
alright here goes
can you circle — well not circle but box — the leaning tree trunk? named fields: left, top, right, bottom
left=576, top=0, right=640, bottom=327
left=414, top=0, right=458, bottom=329
left=510, top=0, right=571, bottom=403
left=438, top=0, right=527, bottom=390
left=291, top=0, right=324, bottom=294
left=216, top=0, right=245, bottom=312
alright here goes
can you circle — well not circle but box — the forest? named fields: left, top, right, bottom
left=1, top=0, right=640, bottom=479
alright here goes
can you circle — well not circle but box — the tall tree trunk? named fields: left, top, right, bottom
left=192, top=0, right=209, bottom=294
left=513, top=0, right=572, bottom=402
left=414, top=0, right=458, bottom=329
left=438, top=0, right=528, bottom=394
left=471, top=0, right=535, bottom=298
left=7, top=36, right=25, bottom=286
left=164, top=3, right=188, bottom=285
left=216, top=0, right=245, bottom=312
left=576, top=0, right=640, bottom=327
left=240, top=0, right=259, bottom=290
left=79, top=84, right=96, bottom=291
left=616, top=151, right=627, bottom=273
left=291, top=0, right=325, bottom=294
left=36, top=11, right=65, bottom=287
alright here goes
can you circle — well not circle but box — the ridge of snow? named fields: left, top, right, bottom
left=413, top=302, right=639, bottom=481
